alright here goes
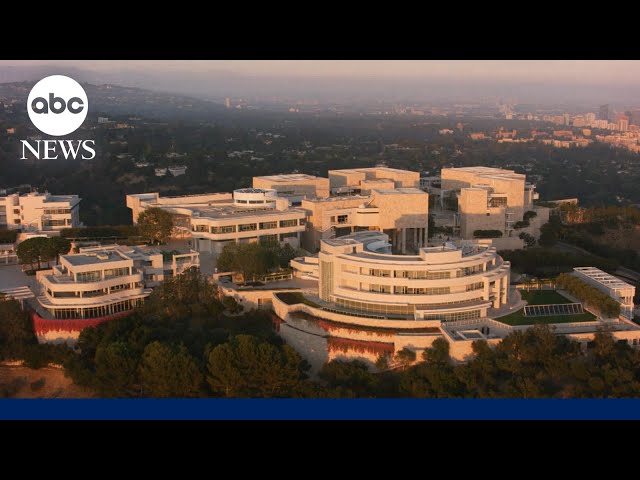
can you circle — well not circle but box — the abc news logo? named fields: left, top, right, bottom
left=21, top=75, right=96, bottom=160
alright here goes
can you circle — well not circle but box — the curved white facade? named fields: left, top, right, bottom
left=316, top=232, right=510, bottom=321
left=233, top=188, right=278, bottom=207
left=35, top=245, right=199, bottom=320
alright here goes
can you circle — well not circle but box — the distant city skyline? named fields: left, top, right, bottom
left=0, top=60, right=639, bottom=85
left=1, top=60, right=640, bottom=105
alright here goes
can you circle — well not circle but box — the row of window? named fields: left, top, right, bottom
left=422, top=310, right=481, bottom=322
left=75, top=267, right=131, bottom=282
left=43, top=219, right=71, bottom=227
left=44, top=208, right=72, bottom=214
left=357, top=264, right=489, bottom=279
left=193, top=218, right=303, bottom=234
left=334, top=297, right=415, bottom=316
left=51, top=299, right=142, bottom=319
left=47, top=282, right=143, bottom=298
left=235, top=200, right=275, bottom=205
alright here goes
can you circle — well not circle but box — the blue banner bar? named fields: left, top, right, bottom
left=1, top=399, right=639, bottom=420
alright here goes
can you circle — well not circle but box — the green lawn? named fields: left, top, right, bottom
left=496, top=310, right=596, bottom=326
left=497, top=289, right=596, bottom=326
left=519, top=289, right=572, bottom=305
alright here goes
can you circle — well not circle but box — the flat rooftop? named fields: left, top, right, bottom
left=63, top=250, right=129, bottom=266
left=574, top=267, right=634, bottom=290
left=304, top=194, right=370, bottom=203
left=372, top=187, right=426, bottom=195
left=443, top=166, right=525, bottom=182
left=254, top=173, right=324, bottom=182
left=331, top=167, right=416, bottom=175
left=192, top=205, right=305, bottom=220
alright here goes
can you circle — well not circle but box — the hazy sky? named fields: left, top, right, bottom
left=1, top=60, right=639, bottom=85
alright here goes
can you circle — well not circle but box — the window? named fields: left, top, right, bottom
left=394, top=270, right=450, bottom=280
left=466, top=281, right=484, bottom=291
left=393, top=286, right=450, bottom=295
left=457, top=264, right=483, bottom=277
left=14, top=219, right=20, bottom=224
left=43, top=219, right=67, bottom=227
left=369, top=284, right=391, bottom=294
left=337, top=215, right=348, bottom=224
left=76, top=270, right=102, bottom=282
left=259, top=221, right=277, bottom=230
left=330, top=216, right=336, bottom=223
left=238, top=223, right=257, bottom=232
left=489, top=197, right=507, bottom=208
left=259, top=234, right=278, bottom=244
left=110, top=283, right=132, bottom=292
left=279, top=219, right=298, bottom=228
left=44, top=208, right=71, bottom=215
left=368, top=268, right=391, bottom=277
left=299, top=218, right=306, bottom=225
left=13, top=209, right=20, bottom=214
left=103, top=267, right=130, bottom=279
left=423, top=310, right=481, bottom=322
left=236, top=200, right=247, bottom=204
left=335, top=297, right=414, bottom=316
left=211, top=225, right=236, bottom=234
left=248, top=200, right=264, bottom=204
left=194, top=225, right=209, bottom=232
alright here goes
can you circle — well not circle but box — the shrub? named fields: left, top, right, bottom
left=473, top=230, right=503, bottom=238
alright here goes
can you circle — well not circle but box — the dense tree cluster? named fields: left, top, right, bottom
left=60, top=225, right=141, bottom=240
left=16, top=236, right=71, bottom=270
left=63, top=269, right=310, bottom=397
left=501, top=248, right=617, bottom=278
left=216, top=242, right=298, bottom=282
left=322, top=327, right=640, bottom=398
left=556, top=273, right=621, bottom=318
left=0, top=296, right=70, bottom=368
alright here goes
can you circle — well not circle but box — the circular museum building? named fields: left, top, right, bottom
left=313, top=231, right=510, bottom=321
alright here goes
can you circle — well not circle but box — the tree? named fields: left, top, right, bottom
left=16, top=236, right=48, bottom=270
left=94, top=342, right=139, bottom=397
left=538, top=223, right=558, bottom=247
left=518, top=232, right=536, bottom=248
left=42, top=237, right=71, bottom=265
left=138, top=207, right=174, bottom=245
left=473, top=230, right=503, bottom=238
left=206, top=335, right=307, bottom=397
left=222, top=296, right=243, bottom=314
left=422, top=338, right=451, bottom=364
left=216, top=243, right=278, bottom=282
left=0, top=296, right=35, bottom=359
left=272, top=242, right=297, bottom=268
left=375, top=354, right=391, bottom=371
left=139, top=342, right=203, bottom=397
left=319, top=360, right=379, bottom=397
left=428, top=214, right=436, bottom=238
left=394, top=347, right=417, bottom=370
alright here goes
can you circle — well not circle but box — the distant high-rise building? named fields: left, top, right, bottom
left=225, top=97, right=231, bottom=109
left=618, top=117, right=629, bottom=132
left=599, top=104, right=609, bottom=121
left=585, top=112, right=597, bottom=125
left=563, top=113, right=571, bottom=125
